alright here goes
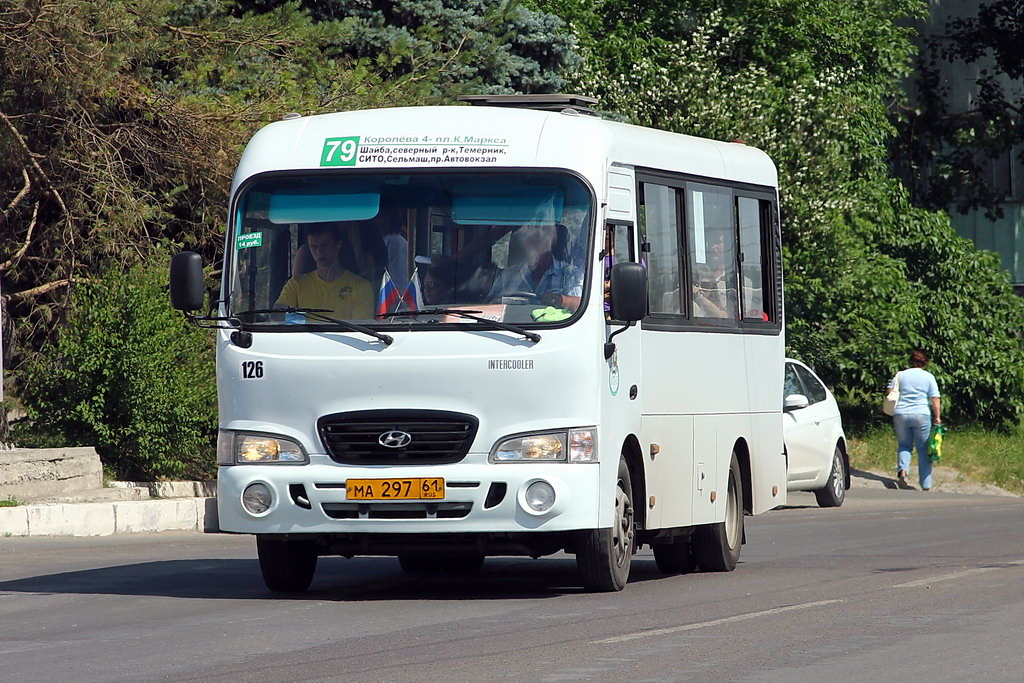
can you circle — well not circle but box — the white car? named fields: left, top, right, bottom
left=783, top=358, right=849, bottom=507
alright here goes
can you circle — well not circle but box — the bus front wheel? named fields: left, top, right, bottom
left=576, top=456, right=635, bottom=592
left=692, top=452, right=743, bottom=572
left=256, top=535, right=318, bottom=592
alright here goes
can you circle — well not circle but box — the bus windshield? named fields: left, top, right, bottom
left=229, top=172, right=593, bottom=327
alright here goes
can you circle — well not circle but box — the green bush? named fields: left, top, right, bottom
left=13, top=264, right=217, bottom=480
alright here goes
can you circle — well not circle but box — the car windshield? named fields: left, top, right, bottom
left=228, top=172, right=593, bottom=327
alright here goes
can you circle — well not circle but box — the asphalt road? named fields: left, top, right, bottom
left=2, top=487, right=1023, bottom=682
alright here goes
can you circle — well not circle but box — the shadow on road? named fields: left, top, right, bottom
left=0, top=555, right=668, bottom=601
left=850, top=468, right=901, bottom=490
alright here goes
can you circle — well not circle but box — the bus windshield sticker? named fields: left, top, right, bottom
left=321, top=135, right=509, bottom=167
left=237, top=232, right=262, bottom=249
left=444, top=305, right=506, bottom=323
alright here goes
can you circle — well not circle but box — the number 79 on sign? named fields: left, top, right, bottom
left=321, top=137, right=360, bottom=166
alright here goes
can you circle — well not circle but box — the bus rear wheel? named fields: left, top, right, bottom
left=256, top=535, right=318, bottom=592
left=692, top=452, right=743, bottom=572
left=576, top=456, right=635, bottom=592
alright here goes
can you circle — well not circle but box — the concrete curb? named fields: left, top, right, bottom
left=0, top=497, right=218, bottom=537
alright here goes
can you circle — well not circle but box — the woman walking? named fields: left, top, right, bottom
left=888, top=349, right=942, bottom=490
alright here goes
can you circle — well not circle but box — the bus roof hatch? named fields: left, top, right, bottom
left=457, top=94, right=599, bottom=116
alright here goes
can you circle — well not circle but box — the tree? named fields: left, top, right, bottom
left=893, top=0, right=1024, bottom=217
left=235, top=0, right=581, bottom=94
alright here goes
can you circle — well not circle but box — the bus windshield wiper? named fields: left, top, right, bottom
left=384, top=308, right=540, bottom=343
left=235, top=307, right=393, bottom=346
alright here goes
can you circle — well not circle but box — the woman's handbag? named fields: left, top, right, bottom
left=882, top=371, right=902, bottom=416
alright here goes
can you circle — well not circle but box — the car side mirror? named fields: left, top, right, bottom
left=170, top=251, right=206, bottom=311
left=609, top=262, right=648, bottom=322
left=784, top=394, right=810, bottom=411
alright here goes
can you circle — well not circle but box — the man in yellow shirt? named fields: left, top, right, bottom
left=276, top=224, right=374, bottom=320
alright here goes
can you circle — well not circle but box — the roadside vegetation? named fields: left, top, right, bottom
left=2, top=0, right=1021, bottom=482
left=848, top=424, right=1024, bottom=495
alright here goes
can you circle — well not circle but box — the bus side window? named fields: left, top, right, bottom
left=737, top=196, right=774, bottom=323
left=638, top=183, right=682, bottom=315
left=604, top=222, right=635, bottom=317
left=686, top=183, right=737, bottom=321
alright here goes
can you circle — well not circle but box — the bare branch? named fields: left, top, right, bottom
left=0, top=200, right=40, bottom=272
left=0, top=109, right=72, bottom=231
left=1, top=168, right=31, bottom=221
left=8, top=277, right=76, bottom=300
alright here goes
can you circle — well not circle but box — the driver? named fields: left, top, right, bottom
left=276, top=223, right=373, bottom=319
left=487, top=224, right=584, bottom=311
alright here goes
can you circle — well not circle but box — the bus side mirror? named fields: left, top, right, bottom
left=609, top=262, right=647, bottom=322
left=170, top=251, right=206, bottom=311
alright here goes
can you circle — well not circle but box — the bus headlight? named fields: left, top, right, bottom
left=490, top=428, right=597, bottom=463
left=219, top=431, right=307, bottom=465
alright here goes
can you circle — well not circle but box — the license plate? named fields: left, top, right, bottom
left=345, top=477, right=445, bottom=501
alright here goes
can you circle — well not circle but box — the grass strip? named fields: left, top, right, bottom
left=847, top=424, right=1024, bottom=495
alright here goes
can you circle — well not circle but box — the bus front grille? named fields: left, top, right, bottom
left=322, top=502, right=473, bottom=520
left=317, top=410, right=478, bottom=465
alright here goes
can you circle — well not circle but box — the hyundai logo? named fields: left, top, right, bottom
left=378, top=430, right=413, bottom=449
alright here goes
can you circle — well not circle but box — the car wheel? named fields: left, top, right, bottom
left=692, top=452, right=743, bottom=572
left=814, top=445, right=846, bottom=508
left=256, top=535, right=318, bottom=593
left=576, top=456, right=635, bottom=592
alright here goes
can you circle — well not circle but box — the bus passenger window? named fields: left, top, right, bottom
left=687, top=184, right=736, bottom=320
left=639, top=183, right=682, bottom=315
left=738, top=196, right=772, bottom=322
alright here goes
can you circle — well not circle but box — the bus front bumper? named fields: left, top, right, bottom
left=217, top=460, right=601, bottom=535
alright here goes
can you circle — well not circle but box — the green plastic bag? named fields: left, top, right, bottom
left=530, top=306, right=573, bottom=322
left=929, top=424, right=945, bottom=463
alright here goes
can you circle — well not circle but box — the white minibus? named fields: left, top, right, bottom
left=171, top=94, right=786, bottom=592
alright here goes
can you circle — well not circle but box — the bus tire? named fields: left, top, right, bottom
left=692, top=452, right=743, bottom=572
left=653, top=536, right=696, bottom=574
left=576, top=456, right=635, bottom=592
left=814, top=445, right=846, bottom=508
left=398, top=554, right=485, bottom=575
left=256, top=535, right=318, bottom=592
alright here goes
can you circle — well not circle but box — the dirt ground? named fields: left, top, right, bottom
left=850, top=464, right=1018, bottom=497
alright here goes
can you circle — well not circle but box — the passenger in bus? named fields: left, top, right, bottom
left=691, top=282, right=730, bottom=318
left=692, top=232, right=736, bottom=319
left=487, top=223, right=584, bottom=311
left=458, top=261, right=499, bottom=302
left=381, top=212, right=409, bottom=289
left=422, top=259, right=457, bottom=305
left=276, top=223, right=374, bottom=319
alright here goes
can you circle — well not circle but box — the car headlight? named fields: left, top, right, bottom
left=218, top=431, right=307, bottom=465
left=490, top=428, right=597, bottom=463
